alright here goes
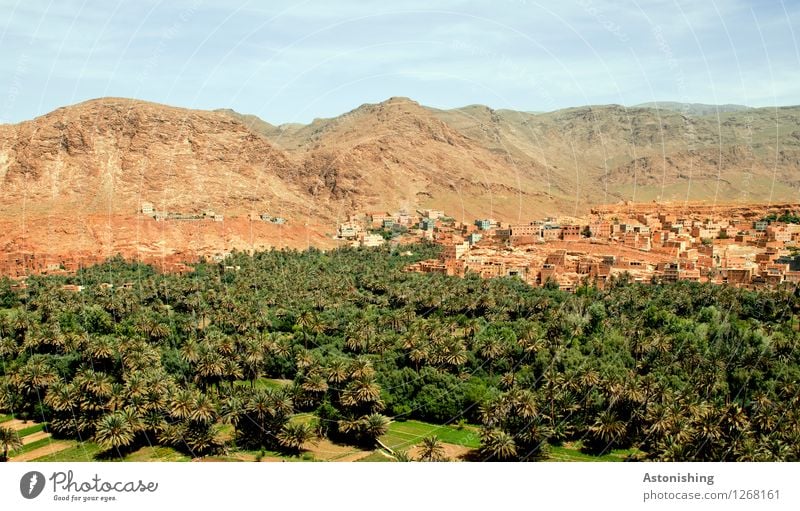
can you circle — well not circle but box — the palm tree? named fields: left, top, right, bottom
left=219, top=393, right=245, bottom=427
left=444, top=341, right=469, bottom=368
left=337, top=417, right=362, bottom=438
left=348, top=357, right=375, bottom=380
left=295, top=350, right=316, bottom=371
left=16, top=357, right=58, bottom=399
left=95, top=412, right=135, bottom=452
left=168, top=388, right=196, bottom=420
left=345, top=330, right=368, bottom=353
left=393, top=449, right=412, bottom=462
left=310, top=317, right=327, bottom=341
left=586, top=410, right=627, bottom=454
left=195, top=349, right=225, bottom=390
left=463, top=318, right=482, bottom=343
left=180, top=339, right=201, bottom=364
left=417, top=435, right=446, bottom=462
left=340, top=378, right=382, bottom=409
left=87, top=335, right=116, bottom=362
left=480, top=429, right=517, bottom=461
left=359, top=413, right=390, bottom=446
left=190, top=393, right=217, bottom=424
left=221, top=359, right=243, bottom=385
left=408, top=346, right=428, bottom=371
left=277, top=422, right=315, bottom=453
left=240, top=338, right=265, bottom=387
left=479, top=337, right=505, bottom=362
left=0, top=426, right=22, bottom=461
left=44, top=381, right=76, bottom=412
left=183, top=423, right=222, bottom=456
left=0, top=336, right=18, bottom=359
left=295, top=310, right=315, bottom=349
left=301, top=373, right=329, bottom=395
left=118, top=340, right=157, bottom=373
left=326, top=359, right=349, bottom=385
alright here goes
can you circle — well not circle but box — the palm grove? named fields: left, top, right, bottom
left=1, top=243, right=799, bottom=461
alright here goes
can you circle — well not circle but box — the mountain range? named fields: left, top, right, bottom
left=1, top=96, right=799, bottom=258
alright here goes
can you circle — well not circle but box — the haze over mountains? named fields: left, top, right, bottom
left=1, top=96, right=799, bottom=257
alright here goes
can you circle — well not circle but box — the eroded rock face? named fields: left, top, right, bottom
left=0, top=98, right=324, bottom=266
left=0, top=98, right=298, bottom=212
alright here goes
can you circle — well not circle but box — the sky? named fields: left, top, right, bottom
left=0, top=0, right=798, bottom=125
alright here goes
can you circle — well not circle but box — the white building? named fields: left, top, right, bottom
left=360, top=233, right=385, bottom=247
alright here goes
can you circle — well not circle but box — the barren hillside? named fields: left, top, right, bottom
left=1, top=96, right=799, bottom=267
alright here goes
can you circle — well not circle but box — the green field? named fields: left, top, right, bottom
left=10, top=437, right=53, bottom=456
left=546, top=442, right=637, bottom=462
left=34, top=442, right=104, bottom=462
left=290, top=413, right=317, bottom=426
left=123, top=446, right=191, bottom=462
left=233, top=378, right=292, bottom=390
left=17, top=423, right=44, bottom=437
left=356, top=451, right=394, bottom=462
left=38, top=442, right=310, bottom=462
left=381, top=420, right=481, bottom=451
left=10, top=413, right=632, bottom=463
left=377, top=420, right=635, bottom=462
left=26, top=436, right=635, bottom=462
left=0, top=414, right=13, bottom=423
left=33, top=442, right=197, bottom=462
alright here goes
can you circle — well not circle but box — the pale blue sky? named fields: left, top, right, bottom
left=0, top=0, right=798, bottom=124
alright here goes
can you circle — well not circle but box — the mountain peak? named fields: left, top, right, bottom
left=382, top=96, right=418, bottom=105
left=346, top=96, right=423, bottom=115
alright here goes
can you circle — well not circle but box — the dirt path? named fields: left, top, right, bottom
left=3, top=419, right=37, bottom=431
left=21, top=431, right=50, bottom=445
left=304, top=438, right=370, bottom=461
left=10, top=441, right=71, bottom=461
left=333, top=450, right=374, bottom=462
left=408, top=442, right=470, bottom=461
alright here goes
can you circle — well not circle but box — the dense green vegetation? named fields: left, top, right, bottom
left=1, top=243, right=799, bottom=461
left=761, top=210, right=800, bottom=224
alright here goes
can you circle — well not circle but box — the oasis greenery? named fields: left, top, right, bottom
left=0, top=243, right=798, bottom=461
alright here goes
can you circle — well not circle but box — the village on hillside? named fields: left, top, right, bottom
left=334, top=204, right=800, bottom=291
left=0, top=202, right=289, bottom=279
left=4, top=200, right=800, bottom=293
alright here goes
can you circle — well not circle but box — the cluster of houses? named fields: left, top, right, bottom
left=9, top=280, right=149, bottom=294
left=401, top=207, right=800, bottom=291
left=0, top=250, right=194, bottom=281
left=334, top=208, right=446, bottom=247
left=247, top=211, right=286, bottom=224
left=0, top=251, right=94, bottom=278
left=140, top=202, right=288, bottom=225
left=140, top=202, right=224, bottom=222
left=0, top=202, right=288, bottom=280
left=7, top=201, right=800, bottom=294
